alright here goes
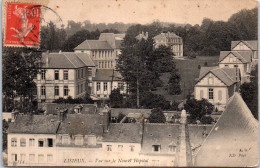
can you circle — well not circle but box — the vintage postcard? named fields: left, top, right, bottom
left=1, top=0, right=258, bottom=167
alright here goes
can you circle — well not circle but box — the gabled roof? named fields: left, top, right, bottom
left=8, top=115, right=60, bottom=134
left=74, top=40, right=113, bottom=50
left=42, top=52, right=95, bottom=68
left=194, top=93, right=258, bottom=167
left=103, top=123, right=142, bottom=143
left=197, top=67, right=240, bottom=86
left=92, top=69, right=122, bottom=81
left=231, top=40, right=258, bottom=51
left=57, top=114, right=104, bottom=136
left=141, top=123, right=180, bottom=154
left=153, top=32, right=181, bottom=39
left=219, top=51, right=252, bottom=63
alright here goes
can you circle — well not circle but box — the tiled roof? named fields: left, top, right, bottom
left=74, top=40, right=113, bottom=50
left=42, top=52, right=95, bottom=68
left=92, top=69, right=122, bottom=81
left=194, top=93, right=259, bottom=167
left=57, top=114, right=104, bottom=136
left=39, top=103, right=97, bottom=115
left=103, top=123, right=142, bottom=143
left=111, top=108, right=152, bottom=118
left=197, top=67, right=240, bottom=86
left=141, top=124, right=180, bottom=154
left=219, top=51, right=252, bottom=63
left=153, top=32, right=181, bottom=39
left=231, top=40, right=258, bottom=50
left=8, top=115, right=60, bottom=134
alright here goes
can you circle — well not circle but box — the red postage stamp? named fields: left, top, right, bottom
left=4, top=3, right=41, bottom=47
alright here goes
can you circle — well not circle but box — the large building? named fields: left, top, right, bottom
left=153, top=32, right=183, bottom=57
left=194, top=67, right=240, bottom=111
left=74, top=33, right=125, bottom=69
left=35, top=52, right=95, bottom=103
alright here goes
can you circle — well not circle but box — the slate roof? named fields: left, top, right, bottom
left=103, top=123, right=142, bottom=143
left=57, top=114, right=104, bottom=136
left=8, top=115, right=60, bottom=134
left=41, top=52, right=95, bottom=68
left=141, top=124, right=180, bottom=154
left=111, top=108, right=152, bottom=118
left=40, top=103, right=97, bottom=115
left=92, top=69, right=122, bottom=81
left=197, top=67, right=240, bottom=86
left=219, top=51, right=252, bottom=63
left=153, top=32, right=181, bottom=39
left=194, top=93, right=259, bottom=167
left=231, top=40, right=258, bottom=50
left=74, top=40, right=113, bottom=50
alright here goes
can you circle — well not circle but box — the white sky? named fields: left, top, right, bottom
left=45, top=0, right=258, bottom=26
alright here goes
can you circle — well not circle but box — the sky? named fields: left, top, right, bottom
left=44, top=0, right=257, bottom=26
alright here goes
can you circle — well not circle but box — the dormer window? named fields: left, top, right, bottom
left=75, top=135, right=83, bottom=145
left=169, top=145, right=176, bottom=152
left=152, top=145, right=161, bottom=152
left=62, top=135, right=69, bottom=144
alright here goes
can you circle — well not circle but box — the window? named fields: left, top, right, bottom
left=208, top=77, right=213, bottom=85
left=38, top=154, right=44, bottom=163
left=41, top=70, right=46, bottom=80
left=104, top=82, right=108, bottom=91
left=152, top=145, right=161, bottom=152
left=29, top=154, right=35, bottom=162
left=62, top=136, right=69, bottom=144
left=118, top=145, right=123, bottom=151
left=64, top=86, right=69, bottom=96
left=11, top=154, right=17, bottom=162
left=97, top=82, right=100, bottom=91
left=169, top=145, right=176, bottom=152
left=75, top=136, right=83, bottom=145
left=20, top=138, right=26, bottom=147
left=200, top=90, right=204, bottom=99
left=234, top=65, right=238, bottom=68
left=47, top=138, right=53, bottom=147
left=41, top=86, right=46, bottom=96
left=20, top=154, right=26, bottom=161
left=55, top=86, right=59, bottom=96
left=38, top=139, right=44, bottom=147
left=229, top=57, right=233, bottom=62
left=29, top=138, right=35, bottom=147
left=218, top=90, right=222, bottom=101
left=81, top=69, right=84, bottom=78
left=208, top=88, right=214, bottom=100
left=64, top=70, right=68, bottom=80
left=88, top=68, right=92, bottom=76
left=11, top=138, right=17, bottom=147
left=107, top=145, right=112, bottom=151
left=47, top=154, right=53, bottom=163
left=225, top=65, right=228, bottom=67
left=55, top=70, right=59, bottom=80
left=88, top=136, right=96, bottom=146
left=130, top=145, right=135, bottom=152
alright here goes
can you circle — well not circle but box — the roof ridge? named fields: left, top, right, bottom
left=234, top=51, right=247, bottom=62
left=63, top=53, right=77, bottom=68
left=74, top=53, right=88, bottom=66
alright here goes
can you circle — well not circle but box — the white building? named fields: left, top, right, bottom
left=194, top=67, right=240, bottom=111
left=35, top=52, right=95, bottom=103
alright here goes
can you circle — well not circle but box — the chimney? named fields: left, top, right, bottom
left=58, top=109, right=67, bottom=121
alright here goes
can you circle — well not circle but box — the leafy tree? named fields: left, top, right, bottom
left=109, top=88, right=124, bottom=108
left=2, top=120, right=9, bottom=151
left=168, top=70, right=181, bottom=95
left=240, top=67, right=258, bottom=120
left=53, top=94, right=94, bottom=104
left=139, top=92, right=171, bottom=110
left=148, top=108, right=166, bottom=123
left=184, top=98, right=214, bottom=124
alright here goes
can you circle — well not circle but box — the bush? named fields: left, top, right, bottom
left=200, top=116, right=214, bottom=124
left=148, top=108, right=166, bottom=123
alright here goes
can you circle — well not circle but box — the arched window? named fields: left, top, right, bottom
left=20, top=138, right=26, bottom=147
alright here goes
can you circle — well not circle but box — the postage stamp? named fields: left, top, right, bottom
left=4, top=3, right=41, bottom=47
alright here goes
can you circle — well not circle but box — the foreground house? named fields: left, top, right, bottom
left=35, top=52, right=95, bottom=103
left=153, top=32, right=183, bottom=57
left=194, top=93, right=258, bottom=167
left=194, top=67, right=240, bottom=111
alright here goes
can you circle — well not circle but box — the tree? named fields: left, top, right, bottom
left=184, top=98, right=214, bottom=124
left=109, top=88, right=124, bottom=108
left=168, top=70, right=181, bottom=95
left=52, top=93, right=94, bottom=104
left=240, top=67, right=258, bottom=120
left=148, top=108, right=166, bottom=123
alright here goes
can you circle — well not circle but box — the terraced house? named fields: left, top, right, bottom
left=35, top=52, right=95, bottom=103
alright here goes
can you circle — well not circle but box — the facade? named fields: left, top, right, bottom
left=91, top=69, right=127, bottom=100
left=35, top=52, right=95, bottom=103
left=231, top=40, right=258, bottom=68
left=219, top=51, right=252, bottom=83
left=153, top=32, right=183, bottom=57
left=194, top=67, right=240, bottom=111
left=74, top=33, right=125, bottom=69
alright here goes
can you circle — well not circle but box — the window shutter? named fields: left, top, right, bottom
left=218, top=90, right=222, bottom=101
